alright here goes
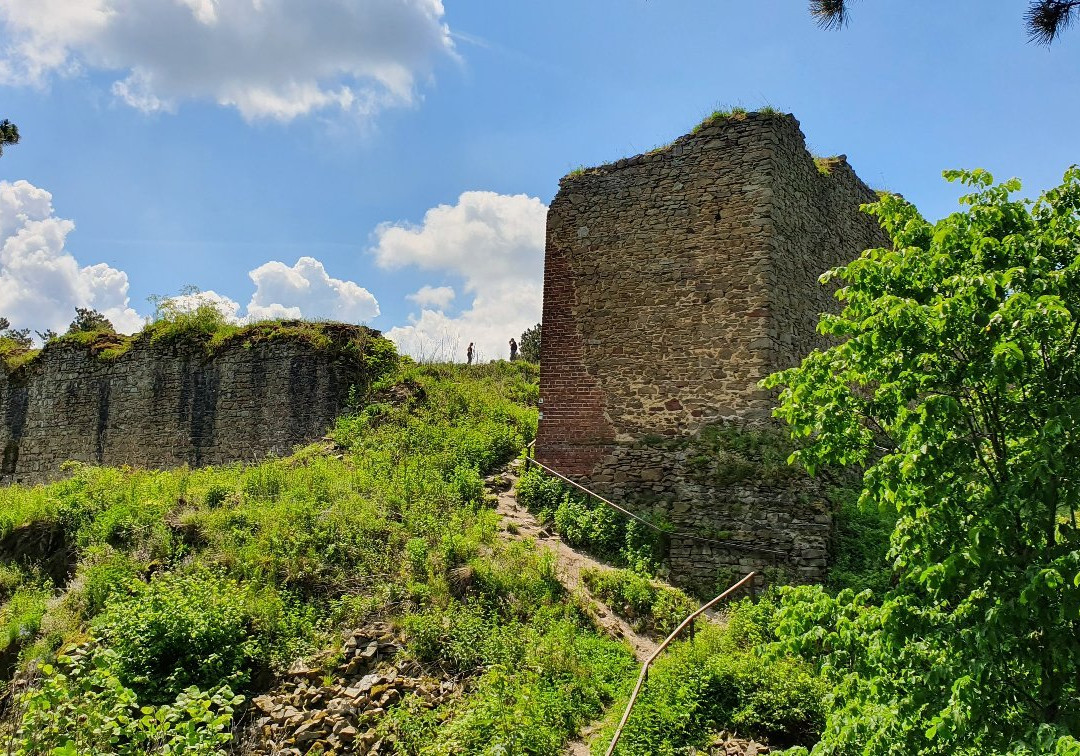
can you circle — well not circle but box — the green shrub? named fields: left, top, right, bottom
left=582, top=567, right=697, bottom=637
left=405, top=537, right=429, bottom=578
left=449, top=464, right=485, bottom=506
left=92, top=571, right=312, bottom=704
left=516, top=466, right=566, bottom=518
left=516, top=467, right=666, bottom=572
left=596, top=597, right=826, bottom=754
left=144, top=291, right=239, bottom=347
left=15, top=646, right=240, bottom=755
left=826, top=489, right=895, bottom=595
left=1, top=584, right=51, bottom=658
left=79, top=549, right=143, bottom=620
left=398, top=606, right=635, bottom=755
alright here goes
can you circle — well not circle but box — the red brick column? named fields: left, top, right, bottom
left=535, top=240, right=615, bottom=478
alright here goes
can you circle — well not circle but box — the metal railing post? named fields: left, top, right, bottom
left=603, top=571, right=757, bottom=756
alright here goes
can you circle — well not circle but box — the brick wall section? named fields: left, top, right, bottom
left=535, top=237, right=617, bottom=477
left=537, top=112, right=890, bottom=589
left=0, top=326, right=381, bottom=485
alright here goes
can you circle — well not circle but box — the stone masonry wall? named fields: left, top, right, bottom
left=0, top=325, right=381, bottom=485
left=537, top=112, right=889, bottom=589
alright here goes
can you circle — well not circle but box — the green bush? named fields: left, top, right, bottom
left=826, top=489, right=895, bottom=595
left=78, top=549, right=143, bottom=620
left=596, top=596, right=826, bottom=754
left=399, top=605, right=635, bottom=755
left=582, top=567, right=697, bottom=637
left=515, top=465, right=566, bottom=518
left=449, top=464, right=485, bottom=507
left=144, top=292, right=239, bottom=346
left=92, top=571, right=311, bottom=704
left=1, top=584, right=51, bottom=658
left=517, top=467, right=665, bottom=572
left=15, top=646, right=241, bottom=755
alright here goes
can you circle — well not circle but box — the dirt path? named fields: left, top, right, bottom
left=488, top=462, right=659, bottom=756
left=490, top=463, right=658, bottom=662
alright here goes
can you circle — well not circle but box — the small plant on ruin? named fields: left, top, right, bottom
left=146, top=286, right=240, bottom=346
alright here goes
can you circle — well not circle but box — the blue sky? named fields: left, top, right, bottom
left=0, top=0, right=1077, bottom=359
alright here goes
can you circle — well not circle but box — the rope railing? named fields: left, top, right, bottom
left=523, top=440, right=786, bottom=557
left=604, top=571, right=757, bottom=756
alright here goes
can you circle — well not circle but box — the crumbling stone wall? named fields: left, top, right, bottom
left=0, top=325, right=382, bottom=485
left=536, top=112, right=888, bottom=589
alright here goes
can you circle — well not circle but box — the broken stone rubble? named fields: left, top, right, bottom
left=245, top=622, right=457, bottom=756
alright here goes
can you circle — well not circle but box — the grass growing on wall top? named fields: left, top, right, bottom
left=4, top=309, right=396, bottom=376
left=691, top=105, right=784, bottom=134
left=0, top=336, right=38, bottom=371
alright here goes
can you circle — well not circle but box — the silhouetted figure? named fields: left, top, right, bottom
left=509, top=338, right=518, bottom=361
left=467, top=342, right=474, bottom=365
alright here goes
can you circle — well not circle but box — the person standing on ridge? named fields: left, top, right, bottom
left=509, top=338, right=518, bottom=361
left=467, top=342, right=474, bottom=365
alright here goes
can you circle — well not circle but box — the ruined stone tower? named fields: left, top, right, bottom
left=535, top=111, right=888, bottom=589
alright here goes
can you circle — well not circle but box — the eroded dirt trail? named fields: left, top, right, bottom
left=491, top=463, right=658, bottom=662
left=489, top=462, right=658, bottom=756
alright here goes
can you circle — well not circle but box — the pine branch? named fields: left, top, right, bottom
left=1026, top=0, right=1080, bottom=43
left=809, top=0, right=851, bottom=30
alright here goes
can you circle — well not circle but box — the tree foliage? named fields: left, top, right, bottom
left=68, top=307, right=116, bottom=335
left=0, top=119, right=18, bottom=157
left=519, top=322, right=541, bottom=363
left=0, top=316, right=33, bottom=349
left=810, top=0, right=1079, bottom=44
left=764, top=168, right=1080, bottom=752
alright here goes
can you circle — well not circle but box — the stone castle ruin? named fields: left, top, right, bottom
left=535, top=112, right=889, bottom=588
left=0, top=324, right=384, bottom=485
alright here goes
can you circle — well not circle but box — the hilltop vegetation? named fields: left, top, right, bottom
left=0, top=352, right=834, bottom=755
left=0, top=295, right=393, bottom=373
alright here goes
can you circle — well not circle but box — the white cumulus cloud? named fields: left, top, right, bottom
left=370, top=191, right=546, bottom=362
left=0, top=0, right=454, bottom=122
left=0, top=180, right=143, bottom=335
left=247, top=256, right=380, bottom=322
left=406, top=284, right=454, bottom=309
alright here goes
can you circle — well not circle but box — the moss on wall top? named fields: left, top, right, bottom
left=559, top=108, right=792, bottom=185
left=1, top=320, right=397, bottom=377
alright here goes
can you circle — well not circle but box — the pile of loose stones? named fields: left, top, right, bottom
left=247, top=623, right=456, bottom=755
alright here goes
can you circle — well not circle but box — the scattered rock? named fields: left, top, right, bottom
left=245, top=622, right=458, bottom=755
left=693, top=731, right=771, bottom=755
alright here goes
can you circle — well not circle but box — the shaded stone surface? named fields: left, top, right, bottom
left=0, top=324, right=382, bottom=485
left=536, top=112, right=889, bottom=588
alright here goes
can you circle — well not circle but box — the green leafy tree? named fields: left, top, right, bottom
left=519, top=323, right=541, bottom=363
left=0, top=119, right=18, bottom=157
left=68, top=307, right=116, bottom=334
left=0, top=316, right=33, bottom=349
left=811, top=0, right=1079, bottom=43
left=765, top=168, right=1080, bottom=752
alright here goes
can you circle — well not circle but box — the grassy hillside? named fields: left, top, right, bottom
left=0, top=357, right=837, bottom=755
